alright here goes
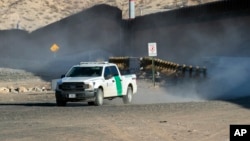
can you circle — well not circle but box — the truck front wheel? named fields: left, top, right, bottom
left=123, top=86, right=132, bottom=104
left=94, top=88, right=104, bottom=106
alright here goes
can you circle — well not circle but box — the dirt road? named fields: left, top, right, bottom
left=0, top=90, right=250, bottom=141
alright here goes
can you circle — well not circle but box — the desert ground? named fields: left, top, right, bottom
left=0, top=70, right=250, bottom=141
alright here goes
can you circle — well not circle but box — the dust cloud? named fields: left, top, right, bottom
left=130, top=56, right=250, bottom=105
left=197, top=57, right=250, bottom=100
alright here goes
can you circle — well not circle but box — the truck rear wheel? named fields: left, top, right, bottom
left=123, top=86, right=132, bottom=104
left=94, top=88, right=103, bottom=106
left=88, top=102, right=95, bottom=105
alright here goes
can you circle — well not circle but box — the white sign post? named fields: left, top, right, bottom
left=148, top=42, right=157, bottom=57
left=148, top=42, right=157, bottom=86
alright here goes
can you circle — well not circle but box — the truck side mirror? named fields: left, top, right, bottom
left=61, top=74, right=65, bottom=78
left=105, top=74, right=113, bottom=80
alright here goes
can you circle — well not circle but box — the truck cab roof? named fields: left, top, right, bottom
left=73, top=62, right=117, bottom=67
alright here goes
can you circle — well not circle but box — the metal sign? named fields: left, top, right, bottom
left=50, top=43, right=60, bottom=53
left=148, top=42, right=157, bottom=56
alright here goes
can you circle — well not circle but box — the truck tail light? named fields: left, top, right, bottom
left=132, top=77, right=136, bottom=84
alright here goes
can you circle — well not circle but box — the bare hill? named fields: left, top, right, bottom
left=0, top=0, right=218, bottom=32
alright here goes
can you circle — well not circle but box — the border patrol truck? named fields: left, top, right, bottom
left=55, top=62, right=137, bottom=106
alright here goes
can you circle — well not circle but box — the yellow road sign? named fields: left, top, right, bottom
left=50, top=44, right=60, bottom=52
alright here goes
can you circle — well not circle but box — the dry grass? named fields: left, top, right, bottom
left=0, top=0, right=218, bottom=32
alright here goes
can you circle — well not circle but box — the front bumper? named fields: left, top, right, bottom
left=55, top=89, right=97, bottom=102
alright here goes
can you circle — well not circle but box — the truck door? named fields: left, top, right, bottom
left=110, top=66, right=123, bottom=96
left=104, top=67, right=116, bottom=97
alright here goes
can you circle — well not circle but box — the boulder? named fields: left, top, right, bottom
left=8, top=86, right=19, bottom=94
left=17, top=86, right=28, bottom=93
left=33, top=87, right=43, bottom=92
left=0, top=87, right=10, bottom=93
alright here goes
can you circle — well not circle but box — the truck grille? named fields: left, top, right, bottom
left=60, top=82, right=85, bottom=91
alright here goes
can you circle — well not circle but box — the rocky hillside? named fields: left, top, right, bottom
left=0, top=0, right=218, bottom=32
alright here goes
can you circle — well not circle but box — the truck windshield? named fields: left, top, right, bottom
left=66, top=66, right=103, bottom=77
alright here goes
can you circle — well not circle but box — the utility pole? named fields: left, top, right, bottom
left=129, top=0, right=135, bottom=19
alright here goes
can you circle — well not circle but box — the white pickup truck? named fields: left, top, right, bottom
left=55, top=62, right=137, bottom=106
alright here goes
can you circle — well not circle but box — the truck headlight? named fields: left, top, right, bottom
left=84, top=84, right=93, bottom=89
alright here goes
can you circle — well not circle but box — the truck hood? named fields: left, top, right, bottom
left=60, top=77, right=103, bottom=83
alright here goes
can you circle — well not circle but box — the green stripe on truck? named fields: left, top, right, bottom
left=114, top=76, right=122, bottom=96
